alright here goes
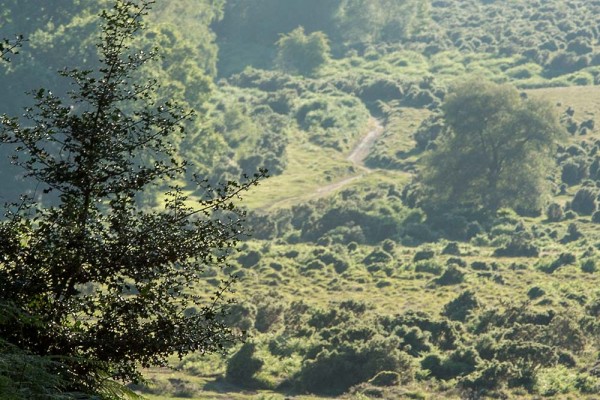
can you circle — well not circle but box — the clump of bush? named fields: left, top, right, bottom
left=546, top=203, right=564, bottom=222
left=435, top=265, right=465, bottom=285
left=226, top=343, right=264, bottom=386
left=413, top=249, right=435, bottom=262
left=539, top=252, right=577, bottom=274
left=296, top=336, right=414, bottom=395
left=443, top=291, right=480, bottom=322
left=442, top=242, right=461, bottom=255
left=560, top=223, right=583, bottom=243
left=493, top=234, right=539, bottom=257
left=571, top=187, right=597, bottom=215
left=581, top=258, right=597, bottom=273
left=237, top=250, right=262, bottom=268
left=415, top=260, right=444, bottom=275
left=527, top=286, right=546, bottom=299
left=364, top=250, right=394, bottom=265
left=421, top=347, right=480, bottom=380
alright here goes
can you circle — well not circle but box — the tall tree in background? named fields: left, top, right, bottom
left=0, top=0, right=263, bottom=396
left=421, top=80, right=564, bottom=215
left=334, top=0, right=427, bottom=45
left=276, top=27, right=331, bottom=76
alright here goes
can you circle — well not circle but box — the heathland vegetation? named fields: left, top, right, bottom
left=4, top=0, right=600, bottom=399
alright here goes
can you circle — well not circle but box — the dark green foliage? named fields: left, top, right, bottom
left=304, top=259, right=326, bottom=271
left=527, top=286, right=546, bottom=300
left=0, top=333, right=71, bottom=399
left=493, top=234, right=539, bottom=257
left=546, top=203, right=564, bottom=222
left=381, top=311, right=461, bottom=351
left=470, top=261, right=490, bottom=271
left=586, top=295, right=600, bottom=317
left=0, top=35, right=23, bottom=63
left=238, top=250, right=262, bottom=268
left=415, top=260, right=444, bottom=275
left=223, top=303, right=257, bottom=332
left=539, top=252, right=577, bottom=274
left=561, top=159, right=588, bottom=185
left=225, top=343, right=264, bottom=385
left=460, top=360, right=511, bottom=391
left=571, top=187, right=597, bottom=215
left=381, top=239, right=396, bottom=253
left=255, top=301, right=285, bottom=333
left=435, top=265, right=465, bottom=285
left=414, top=114, right=444, bottom=150
left=393, top=325, right=431, bottom=357
left=364, top=250, right=394, bottom=265
left=581, top=258, right=598, bottom=273
left=447, top=257, right=467, bottom=268
left=496, top=341, right=558, bottom=374
left=0, top=1, right=264, bottom=392
left=560, top=223, right=583, bottom=243
left=276, top=27, right=330, bottom=76
left=443, top=291, right=479, bottom=322
left=546, top=51, right=589, bottom=77
left=441, top=242, right=460, bottom=255
left=314, top=249, right=351, bottom=274
left=422, top=347, right=480, bottom=380
left=422, top=79, right=564, bottom=214
left=297, top=336, right=413, bottom=395
left=413, top=249, right=435, bottom=262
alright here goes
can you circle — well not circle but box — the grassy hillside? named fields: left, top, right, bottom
left=133, top=82, right=600, bottom=399
left=132, top=0, right=600, bottom=397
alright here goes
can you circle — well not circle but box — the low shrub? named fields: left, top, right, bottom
left=255, top=302, right=285, bottom=333
left=415, top=260, right=444, bottom=275
left=238, top=250, right=262, bottom=268
left=546, top=203, right=564, bottom=222
left=364, top=250, right=394, bottom=265
left=421, top=347, right=480, bottom=380
left=493, top=234, right=539, bottom=257
left=413, top=249, right=435, bottom=262
left=527, top=286, right=546, bottom=299
left=435, top=265, right=465, bottom=285
left=571, top=187, right=597, bottom=215
left=443, top=291, right=480, bottom=322
left=442, top=242, right=461, bottom=255
left=447, top=257, right=467, bottom=267
left=581, top=258, right=598, bottom=273
left=296, top=336, right=413, bottom=395
left=561, top=223, right=583, bottom=243
left=226, top=343, right=264, bottom=386
left=539, top=252, right=577, bottom=274
left=471, top=261, right=490, bottom=271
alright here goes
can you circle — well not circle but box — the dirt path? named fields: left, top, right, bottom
left=313, top=118, right=383, bottom=197
left=347, top=119, right=383, bottom=166
left=261, top=118, right=384, bottom=210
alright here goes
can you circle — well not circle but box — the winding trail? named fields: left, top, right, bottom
left=314, top=118, right=383, bottom=197
left=347, top=118, right=383, bottom=166
left=259, top=117, right=384, bottom=211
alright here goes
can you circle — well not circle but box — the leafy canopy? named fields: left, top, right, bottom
left=276, top=27, right=330, bottom=77
left=421, top=79, right=564, bottom=214
left=0, top=0, right=263, bottom=395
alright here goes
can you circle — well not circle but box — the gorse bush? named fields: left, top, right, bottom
left=571, top=187, right=597, bottom=215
